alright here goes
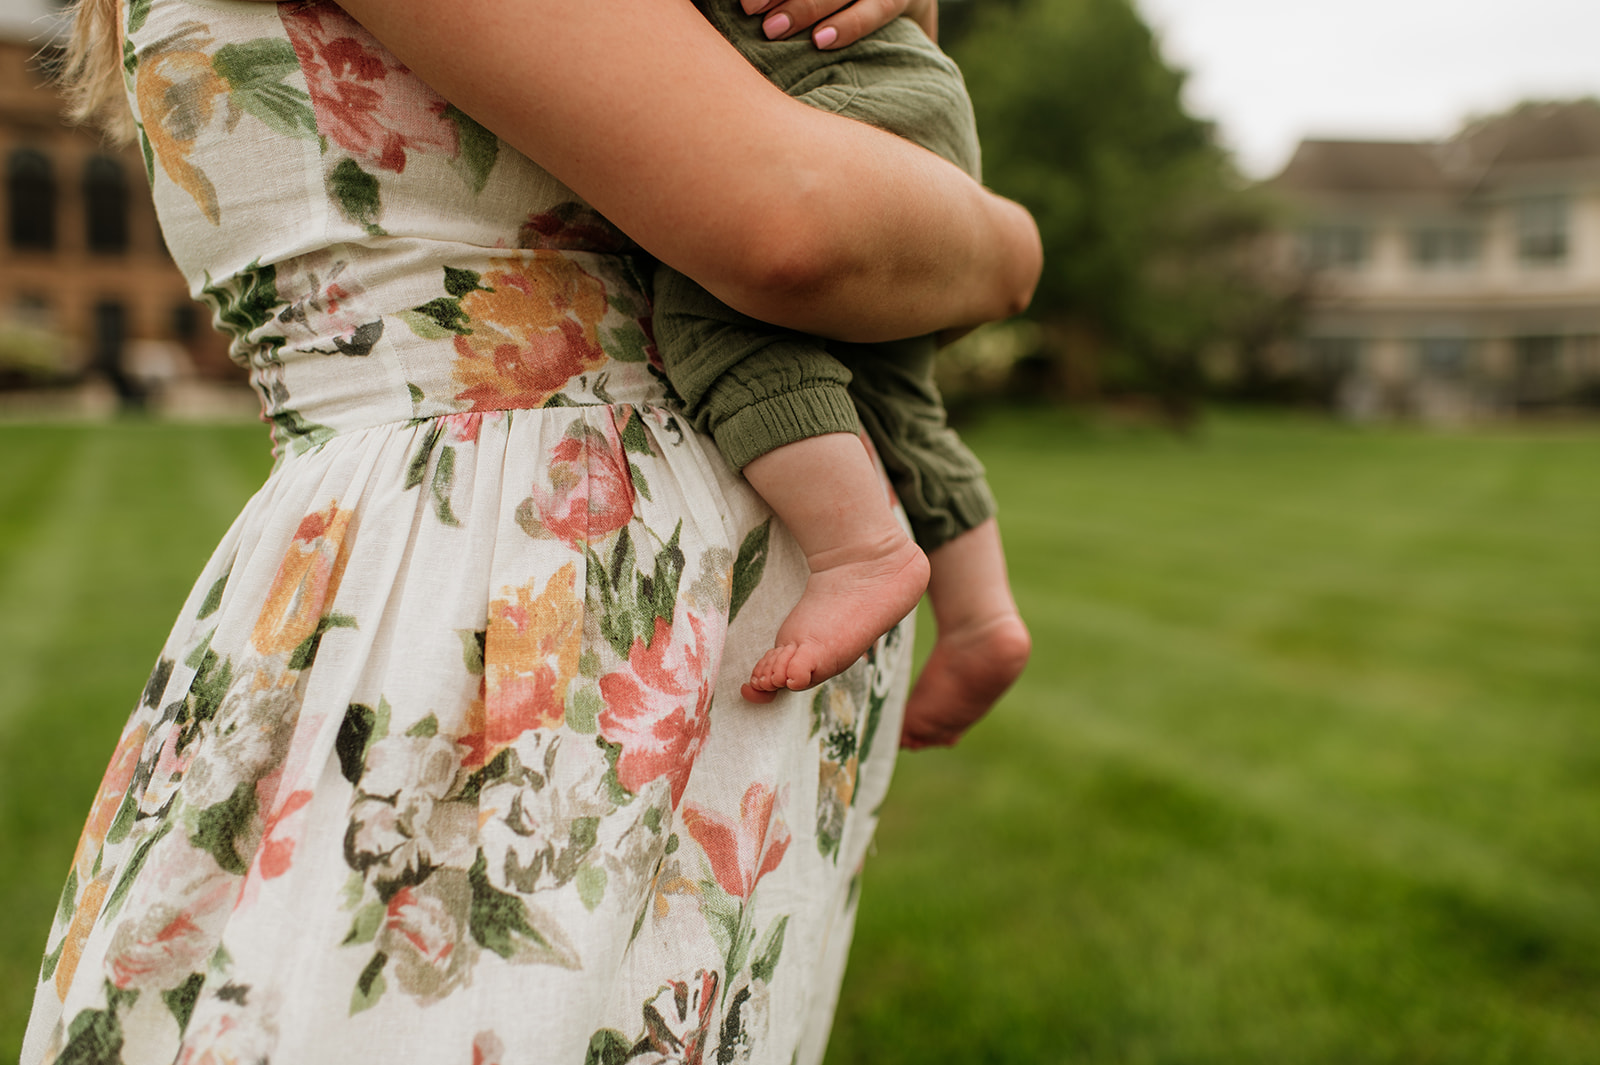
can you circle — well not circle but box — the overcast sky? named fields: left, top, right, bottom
left=1132, top=0, right=1600, bottom=178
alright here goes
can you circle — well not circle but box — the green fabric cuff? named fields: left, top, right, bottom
left=909, top=472, right=996, bottom=550
left=711, top=384, right=861, bottom=471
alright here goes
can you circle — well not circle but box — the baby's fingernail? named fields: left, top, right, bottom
left=763, top=12, right=791, bottom=38
left=814, top=25, right=838, bottom=48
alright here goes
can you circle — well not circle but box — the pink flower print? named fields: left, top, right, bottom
left=107, top=879, right=234, bottom=991
left=527, top=416, right=636, bottom=549
left=280, top=4, right=459, bottom=173
left=680, top=783, right=792, bottom=900
left=443, top=411, right=483, bottom=444
left=597, top=600, right=724, bottom=808
left=256, top=788, right=313, bottom=880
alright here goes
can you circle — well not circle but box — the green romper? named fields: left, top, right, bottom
left=654, top=3, right=996, bottom=549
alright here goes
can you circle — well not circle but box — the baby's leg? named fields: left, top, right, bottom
left=741, top=433, right=929, bottom=702
left=901, top=517, right=1031, bottom=748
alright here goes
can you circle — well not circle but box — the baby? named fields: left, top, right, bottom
left=656, top=0, right=1031, bottom=746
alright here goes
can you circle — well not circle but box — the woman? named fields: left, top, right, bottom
left=25, top=1, right=1040, bottom=1062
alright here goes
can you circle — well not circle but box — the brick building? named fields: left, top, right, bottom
left=0, top=6, right=236, bottom=402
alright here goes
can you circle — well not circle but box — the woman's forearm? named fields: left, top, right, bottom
left=337, top=0, right=1039, bottom=341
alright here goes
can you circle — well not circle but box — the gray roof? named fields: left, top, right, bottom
left=1272, top=99, right=1600, bottom=196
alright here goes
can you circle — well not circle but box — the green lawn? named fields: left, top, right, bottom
left=2, top=412, right=1597, bottom=1063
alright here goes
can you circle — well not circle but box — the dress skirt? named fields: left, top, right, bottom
left=23, top=400, right=911, bottom=1065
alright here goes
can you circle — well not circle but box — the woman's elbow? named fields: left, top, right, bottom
left=700, top=209, right=848, bottom=327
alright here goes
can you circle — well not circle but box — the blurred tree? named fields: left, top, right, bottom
left=945, top=0, right=1295, bottom=425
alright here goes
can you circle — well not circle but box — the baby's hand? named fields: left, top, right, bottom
left=742, top=0, right=937, bottom=50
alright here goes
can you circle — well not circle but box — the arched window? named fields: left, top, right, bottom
left=84, top=155, right=129, bottom=253
left=7, top=149, right=56, bottom=251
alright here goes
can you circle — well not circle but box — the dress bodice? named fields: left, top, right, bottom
left=127, top=0, right=661, bottom=452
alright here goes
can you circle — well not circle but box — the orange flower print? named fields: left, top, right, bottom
left=681, top=783, right=792, bottom=900
left=525, top=416, right=636, bottom=549
left=70, top=721, right=148, bottom=877
left=485, top=563, right=584, bottom=747
left=252, top=503, right=354, bottom=657
left=452, top=255, right=609, bottom=411
left=136, top=27, right=228, bottom=224
left=53, top=871, right=111, bottom=1000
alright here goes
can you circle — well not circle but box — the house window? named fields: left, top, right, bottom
left=1513, top=336, right=1564, bottom=402
left=84, top=155, right=130, bottom=253
left=1301, top=225, right=1368, bottom=270
left=1411, top=225, right=1480, bottom=269
left=7, top=149, right=56, bottom=251
left=1303, top=336, right=1362, bottom=380
left=1415, top=337, right=1474, bottom=379
left=1517, top=196, right=1568, bottom=264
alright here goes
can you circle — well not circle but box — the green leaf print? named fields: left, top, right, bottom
left=137, top=125, right=155, bottom=185
left=729, top=520, right=771, bottom=623
left=268, top=408, right=338, bottom=455
left=396, top=309, right=456, bottom=341
left=122, top=35, right=138, bottom=78
left=57, top=981, right=137, bottom=1065
left=341, top=899, right=387, bottom=947
left=39, top=937, right=64, bottom=983
left=458, top=628, right=487, bottom=675
left=467, top=852, right=579, bottom=967
left=336, top=703, right=378, bottom=785
left=162, top=972, right=206, bottom=1034
left=406, top=713, right=440, bottom=739
left=601, top=323, right=650, bottom=363
left=576, top=864, right=607, bottom=911
left=328, top=158, right=385, bottom=236
left=566, top=683, right=603, bottom=734
left=189, top=780, right=260, bottom=877
left=127, top=0, right=152, bottom=33
left=287, top=612, right=358, bottom=671
left=212, top=40, right=318, bottom=141
left=105, top=821, right=174, bottom=921
left=54, top=867, right=79, bottom=928
left=350, top=952, right=389, bottom=1015
left=585, top=1030, right=633, bottom=1065
left=405, top=421, right=445, bottom=490
left=198, top=572, right=228, bottom=620
left=620, top=407, right=653, bottom=455
left=751, top=915, right=789, bottom=983
left=408, top=297, right=472, bottom=336
left=142, top=656, right=174, bottom=709
left=431, top=444, right=461, bottom=526
left=442, top=266, right=486, bottom=298
left=200, top=261, right=286, bottom=348
left=638, top=524, right=686, bottom=641
left=444, top=105, right=500, bottom=193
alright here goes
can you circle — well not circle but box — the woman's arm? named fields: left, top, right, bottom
left=335, top=0, right=1039, bottom=343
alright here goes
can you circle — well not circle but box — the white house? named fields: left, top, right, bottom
left=1272, top=100, right=1600, bottom=419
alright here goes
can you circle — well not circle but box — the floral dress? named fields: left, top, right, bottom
left=21, top=3, right=911, bottom=1063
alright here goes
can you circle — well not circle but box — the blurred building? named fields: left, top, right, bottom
left=1273, top=99, right=1600, bottom=419
left=0, top=3, right=235, bottom=405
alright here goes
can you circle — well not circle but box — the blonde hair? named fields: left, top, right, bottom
left=57, top=0, right=135, bottom=142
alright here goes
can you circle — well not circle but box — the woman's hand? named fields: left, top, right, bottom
left=744, top=0, right=937, bottom=48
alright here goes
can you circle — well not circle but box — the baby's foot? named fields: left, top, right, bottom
left=742, top=534, right=929, bottom=703
left=900, top=610, right=1031, bottom=748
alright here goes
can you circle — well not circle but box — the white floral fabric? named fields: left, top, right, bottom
left=21, top=3, right=911, bottom=1064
